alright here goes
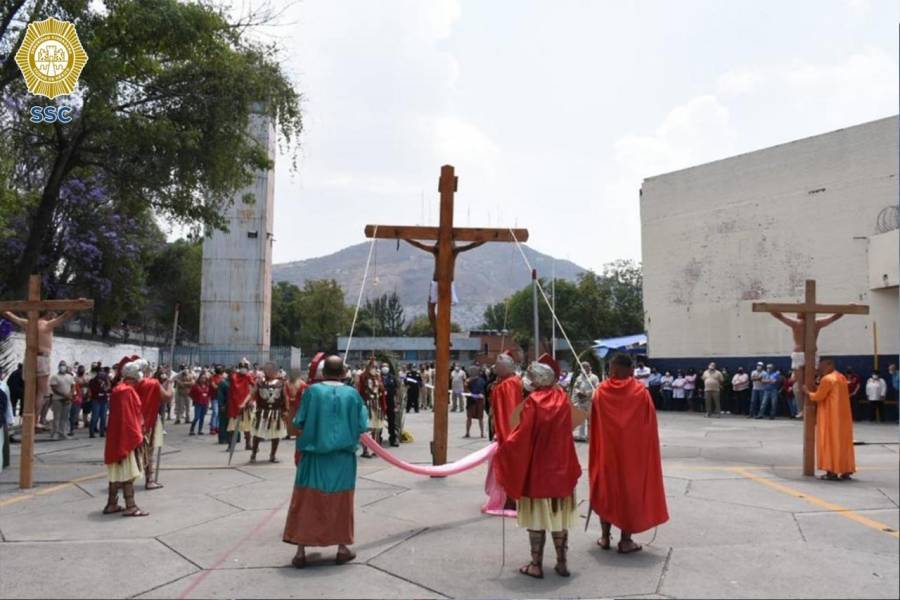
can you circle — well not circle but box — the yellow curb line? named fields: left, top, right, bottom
left=0, top=472, right=106, bottom=508
left=729, top=468, right=899, bottom=539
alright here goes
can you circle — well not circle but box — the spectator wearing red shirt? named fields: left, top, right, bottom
left=189, top=373, right=212, bottom=435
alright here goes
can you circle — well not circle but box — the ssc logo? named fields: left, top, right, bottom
left=15, top=17, right=88, bottom=99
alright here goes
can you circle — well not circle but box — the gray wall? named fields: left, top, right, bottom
left=641, top=116, right=899, bottom=360
left=199, top=111, right=275, bottom=351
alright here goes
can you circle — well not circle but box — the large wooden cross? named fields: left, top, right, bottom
left=0, top=275, right=93, bottom=488
left=364, top=165, right=528, bottom=465
left=752, top=279, right=868, bottom=477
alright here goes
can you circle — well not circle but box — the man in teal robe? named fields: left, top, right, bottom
left=283, top=355, right=368, bottom=568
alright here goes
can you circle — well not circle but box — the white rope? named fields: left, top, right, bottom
left=508, top=228, right=597, bottom=391
left=345, top=226, right=378, bottom=358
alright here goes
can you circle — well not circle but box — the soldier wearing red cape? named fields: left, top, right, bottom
left=482, top=350, right=522, bottom=516
left=102, top=356, right=149, bottom=517
left=589, top=352, right=668, bottom=554
left=135, top=362, right=172, bottom=490
left=494, top=354, right=586, bottom=579
left=227, top=358, right=256, bottom=452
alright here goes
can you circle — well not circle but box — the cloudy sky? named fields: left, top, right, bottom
left=230, top=0, right=897, bottom=272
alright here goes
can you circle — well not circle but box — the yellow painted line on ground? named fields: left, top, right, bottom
left=0, top=472, right=106, bottom=508
left=730, top=467, right=900, bottom=539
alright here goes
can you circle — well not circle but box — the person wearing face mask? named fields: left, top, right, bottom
left=103, top=357, right=149, bottom=517
left=227, top=358, right=257, bottom=453
left=865, top=370, right=887, bottom=422
left=450, top=364, right=466, bottom=412
left=136, top=362, right=172, bottom=490
left=660, top=370, right=674, bottom=411
left=381, top=363, right=399, bottom=447
left=495, top=354, right=585, bottom=579
left=49, top=360, right=75, bottom=440
left=358, top=358, right=387, bottom=457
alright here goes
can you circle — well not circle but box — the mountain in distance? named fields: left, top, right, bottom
left=272, top=241, right=588, bottom=329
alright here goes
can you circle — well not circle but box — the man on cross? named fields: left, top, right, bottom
left=2, top=310, right=76, bottom=428
left=404, top=239, right=484, bottom=344
left=768, top=311, right=843, bottom=417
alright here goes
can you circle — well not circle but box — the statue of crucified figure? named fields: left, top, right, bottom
left=768, top=311, right=843, bottom=417
left=403, top=239, right=484, bottom=345
left=2, top=310, right=77, bottom=426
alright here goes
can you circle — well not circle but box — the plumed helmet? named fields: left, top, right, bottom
left=527, top=353, right=560, bottom=389
left=308, top=352, right=326, bottom=382
left=121, top=358, right=148, bottom=381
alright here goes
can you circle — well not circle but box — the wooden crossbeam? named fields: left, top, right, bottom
left=364, top=225, right=529, bottom=243
left=0, top=299, right=94, bottom=312
left=752, top=302, right=869, bottom=315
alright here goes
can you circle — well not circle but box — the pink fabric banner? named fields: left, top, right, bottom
left=359, top=435, right=497, bottom=477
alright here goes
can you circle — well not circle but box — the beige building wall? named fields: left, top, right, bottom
left=640, top=116, right=898, bottom=360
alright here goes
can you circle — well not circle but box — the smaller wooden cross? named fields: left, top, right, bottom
left=0, top=275, right=93, bottom=489
left=752, top=279, right=868, bottom=477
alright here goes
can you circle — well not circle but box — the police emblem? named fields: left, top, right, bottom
left=14, top=17, right=88, bottom=99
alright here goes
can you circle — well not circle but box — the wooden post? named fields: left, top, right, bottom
left=801, top=280, right=817, bottom=477
left=20, top=276, right=41, bottom=489
left=432, top=166, right=456, bottom=466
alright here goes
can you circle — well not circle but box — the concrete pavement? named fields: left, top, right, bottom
left=1, top=410, right=897, bottom=599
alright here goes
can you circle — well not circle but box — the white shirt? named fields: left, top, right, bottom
left=634, top=366, right=651, bottom=387
left=672, top=377, right=686, bottom=398
left=450, top=370, right=466, bottom=392
left=865, top=377, right=886, bottom=401
left=573, top=373, right=599, bottom=398
left=732, top=373, right=750, bottom=391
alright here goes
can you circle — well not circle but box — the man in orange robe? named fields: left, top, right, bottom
left=589, top=352, right=668, bottom=554
left=495, top=354, right=585, bottom=579
left=804, top=358, right=855, bottom=480
left=482, top=351, right=522, bottom=515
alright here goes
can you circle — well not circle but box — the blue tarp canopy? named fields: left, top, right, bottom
left=592, top=333, right=647, bottom=359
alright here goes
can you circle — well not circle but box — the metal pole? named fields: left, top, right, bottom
left=873, top=320, right=878, bottom=371
left=551, top=261, right=556, bottom=360
left=532, top=269, right=539, bottom=360
left=169, top=303, right=180, bottom=368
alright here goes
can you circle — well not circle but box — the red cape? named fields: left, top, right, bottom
left=135, top=378, right=162, bottom=433
left=228, top=372, right=255, bottom=418
left=495, top=386, right=581, bottom=499
left=491, top=375, right=522, bottom=444
left=589, top=377, right=668, bottom=533
left=105, top=382, right=145, bottom=465
left=287, top=381, right=309, bottom=439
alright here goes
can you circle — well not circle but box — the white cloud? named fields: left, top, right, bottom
left=614, top=95, right=738, bottom=180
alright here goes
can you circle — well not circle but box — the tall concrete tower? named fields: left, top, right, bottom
left=199, top=107, right=275, bottom=354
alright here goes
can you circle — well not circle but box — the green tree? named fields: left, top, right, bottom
left=405, top=314, right=461, bottom=337
left=1, top=0, right=303, bottom=293
left=482, top=260, right=644, bottom=353
left=145, top=238, right=203, bottom=340
left=357, top=291, right=406, bottom=336
left=271, top=279, right=350, bottom=353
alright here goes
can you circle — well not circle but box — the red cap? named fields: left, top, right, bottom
left=537, top=353, right=560, bottom=380
left=307, top=352, right=326, bottom=382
